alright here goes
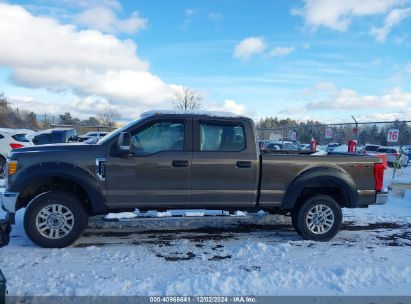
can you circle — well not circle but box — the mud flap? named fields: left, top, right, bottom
left=0, top=219, right=11, bottom=248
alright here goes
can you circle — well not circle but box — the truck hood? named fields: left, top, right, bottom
left=9, top=143, right=100, bottom=155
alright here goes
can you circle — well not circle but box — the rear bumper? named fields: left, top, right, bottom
left=374, top=191, right=389, bottom=205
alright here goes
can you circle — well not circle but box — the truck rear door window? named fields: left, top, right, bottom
left=132, top=121, right=185, bottom=155
left=199, top=123, right=245, bottom=152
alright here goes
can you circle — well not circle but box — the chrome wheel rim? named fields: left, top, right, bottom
left=35, top=204, right=74, bottom=239
left=305, top=204, right=334, bottom=234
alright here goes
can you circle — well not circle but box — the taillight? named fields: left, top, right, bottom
left=374, top=163, right=384, bottom=192
left=10, top=143, right=25, bottom=150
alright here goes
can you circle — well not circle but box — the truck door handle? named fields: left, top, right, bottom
left=172, top=160, right=189, bottom=167
left=236, top=161, right=252, bottom=168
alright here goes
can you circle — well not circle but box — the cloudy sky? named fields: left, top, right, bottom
left=0, top=0, right=411, bottom=123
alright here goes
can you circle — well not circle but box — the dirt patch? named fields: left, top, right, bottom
left=209, top=255, right=232, bottom=261
left=74, top=243, right=107, bottom=248
left=375, top=231, right=411, bottom=247
left=156, top=251, right=196, bottom=261
left=240, top=266, right=261, bottom=272
left=211, top=244, right=224, bottom=250
left=342, top=222, right=405, bottom=231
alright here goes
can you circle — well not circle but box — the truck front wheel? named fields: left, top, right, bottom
left=292, top=195, right=342, bottom=241
left=24, top=191, right=88, bottom=248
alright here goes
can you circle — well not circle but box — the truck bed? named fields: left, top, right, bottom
left=259, top=153, right=379, bottom=208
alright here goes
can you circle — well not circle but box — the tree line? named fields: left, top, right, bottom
left=0, top=93, right=120, bottom=130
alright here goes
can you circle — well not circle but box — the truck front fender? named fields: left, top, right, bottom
left=282, top=166, right=359, bottom=210
left=9, top=162, right=107, bottom=214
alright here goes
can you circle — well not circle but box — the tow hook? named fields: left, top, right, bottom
left=0, top=220, right=11, bottom=247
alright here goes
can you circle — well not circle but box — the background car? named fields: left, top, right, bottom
left=299, top=143, right=311, bottom=151
left=266, top=141, right=300, bottom=151
left=361, top=144, right=380, bottom=154
left=0, top=128, right=34, bottom=176
left=326, top=142, right=342, bottom=152
left=78, top=131, right=109, bottom=142
left=29, top=128, right=78, bottom=145
left=376, top=146, right=408, bottom=167
left=402, top=145, right=411, bottom=159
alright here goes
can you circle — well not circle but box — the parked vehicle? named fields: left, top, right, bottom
left=0, top=128, right=34, bottom=177
left=326, top=143, right=342, bottom=152
left=258, top=139, right=271, bottom=150
left=300, top=144, right=311, bottom=151
left=78, top=132, right=109, bottom=142
left=376, top=146, right=408, bottom=167
left=29, top=128, right=78, bottom=145
left=402, top=146, right=411, bottom=159
left=266, top=141, right=300, bottom=151
left=361, top=144, right=380, bottom=154
left=0, top=111, right=387, bottom=248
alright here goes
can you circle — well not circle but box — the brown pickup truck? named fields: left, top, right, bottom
left=0, top=111, right=387, bottom=248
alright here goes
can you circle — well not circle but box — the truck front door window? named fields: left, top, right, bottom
left=132, top=121, right=185, bottom=155
left=200, top=123, right=245, bottom=152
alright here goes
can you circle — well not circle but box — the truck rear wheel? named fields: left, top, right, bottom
left=24, top=191, right=88, bottom=248
left=292, top=195, right=342, bottom=241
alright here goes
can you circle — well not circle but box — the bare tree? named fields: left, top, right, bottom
left=172, top=87, right=202, bottom=111
left=98, top=106, right=120, bottom=127
left=0, top=92, right=8, bottom=109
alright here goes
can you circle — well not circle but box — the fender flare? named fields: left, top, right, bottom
left=282, top=166, right=358, bottom=210
left=11, top=162, right=107, bottom=214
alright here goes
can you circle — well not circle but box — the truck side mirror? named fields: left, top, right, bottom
left=118, top=132, right=132, bottom=156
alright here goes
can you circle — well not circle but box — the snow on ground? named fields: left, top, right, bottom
left=0, top=167, right=411, bottom=296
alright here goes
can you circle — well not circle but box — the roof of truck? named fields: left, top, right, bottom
left=140, top=110, right=241, bottom=118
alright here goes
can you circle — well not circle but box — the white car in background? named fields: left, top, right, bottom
left=376, top=146, right=409, bottom=167
left=0, top=128, right=34, bottom=176
left=78, top=131, right=109, bottom=142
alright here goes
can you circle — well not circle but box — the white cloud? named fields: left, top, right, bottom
left=61, top=0, right=122, bottom=11
left=234, top=37, right=266, bottom=59
left=269, top=46, right=295, bottom=57
left=291, top=0, right=401, bottom=32
left=291, top=83, right=411, bottom=111
left=73, top=6, right=147, bottom=34
left=306, top=87, right=411, bottom=110
left=370, top=8, right=411, bottom=42
left=208, top=12, right=223, bottom=26
left=207, top=100, right=247, bottom=115
left=185, top=9, right=196, bottom=17
left=279, top=83, right=411, bottom=121
left=0, top=3, right=178, bottom=119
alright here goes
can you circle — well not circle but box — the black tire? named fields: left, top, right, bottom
left=292, top=194, right=342, bottom=242
left=24, top=191, right=88, bottom=248
left=0, top=155, right=6, bottom=178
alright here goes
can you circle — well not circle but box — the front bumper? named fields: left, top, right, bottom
left=374, top=191, right=389, bottom=205
left=0, top=188, right=18, bottom=247
left=0, top=188, right=18, bottom=213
